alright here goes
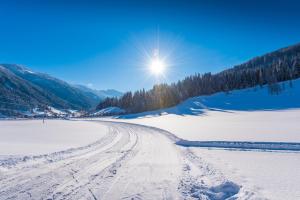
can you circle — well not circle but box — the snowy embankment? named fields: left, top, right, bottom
left=176, top=140, right=300, bottom=151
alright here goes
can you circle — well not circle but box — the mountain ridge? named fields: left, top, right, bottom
left=73, top=84, right=123, bottom=99
left=0, top=64, right=122, bottom=116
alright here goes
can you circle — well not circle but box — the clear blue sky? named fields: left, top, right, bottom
left=1, top=0, right=300, bottom=92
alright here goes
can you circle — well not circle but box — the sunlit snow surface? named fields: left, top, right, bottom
left=190, top=148, right=300, bottom=200
left=0, top=120, right=107, bottom=155
left=115, top=109, right=300, bottom=142
left=97, top=79, right=300, bottom=200
left=0, top=79, right=300, bottom=199
left=111, top=79, right=300, bottom=143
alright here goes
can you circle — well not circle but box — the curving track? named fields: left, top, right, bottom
left=0, top=121, right=253, bottom=200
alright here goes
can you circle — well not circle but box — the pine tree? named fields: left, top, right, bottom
left=97, top=44, right=300, bottom=114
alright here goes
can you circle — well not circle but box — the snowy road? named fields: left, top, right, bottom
left=0, top=121, right=251, bottom=200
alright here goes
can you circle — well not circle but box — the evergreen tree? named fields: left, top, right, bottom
left=97, top=43, right=300, bottom=114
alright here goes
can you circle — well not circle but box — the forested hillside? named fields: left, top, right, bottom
left=97, top=43, right=300, bottom=113
left=0, top=64, right=120, bottom=116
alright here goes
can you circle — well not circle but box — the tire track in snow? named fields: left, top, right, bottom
left=0, top=120, right=262, bottom=200
left=96, top=123, right=182, bottom=199
left=45, top=123, right=139, bottom=200
left=0, top=126, right=119, bottom=193
left=0, top=122, right=138, bottom=200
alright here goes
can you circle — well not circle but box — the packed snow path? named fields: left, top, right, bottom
left=1, top=121, right=261, bottom=200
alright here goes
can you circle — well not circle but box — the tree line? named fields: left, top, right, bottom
left=97, top=44, right=300, bottom=114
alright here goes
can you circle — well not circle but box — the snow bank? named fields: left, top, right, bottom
left=176, top=140, right=300, bottom=151
left=0, top=120, right=108, bottom=155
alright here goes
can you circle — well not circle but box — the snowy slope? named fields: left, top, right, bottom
left=92, top=107, right=125, bottom=116
left=73, top=85, right=123, bottom=101
left=0, top=64, right=100, bottom=111
left=118, top=78, right=300, bottom=118
left=109, top=79, right=300, bottom=143
left=0, top=64, right=122, bottom=117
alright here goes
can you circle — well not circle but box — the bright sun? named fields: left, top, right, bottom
left=150, top=58, right=166, bottom=75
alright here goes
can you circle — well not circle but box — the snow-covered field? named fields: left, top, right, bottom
left=92, top=79, right=300, bottom=199
left=1, top=80, right=300, bottom=199
left=0, top=120, right=108, bottom=155
left=94, top=110, right=300, bottom=199
left=112, top=109, right=300, bottom=143
left=0, top=118, right=299, bottom=199
left=190, top=148, right=300, bottom=200
left=0, top=120, right=247, bottom=200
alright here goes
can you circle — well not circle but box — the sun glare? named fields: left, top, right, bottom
left=150, top=58, right=166, bottom=75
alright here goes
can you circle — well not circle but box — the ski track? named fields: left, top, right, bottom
left=176, top=140, right=300, bottom=151
left=0, top=121, right=264, bottom=200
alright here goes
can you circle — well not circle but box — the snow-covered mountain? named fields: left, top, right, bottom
left=109, top=78, right=300, bottom=119
left=0, top=64, right=121, bottom=117
left=74, top=84, right=123, bottom=100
